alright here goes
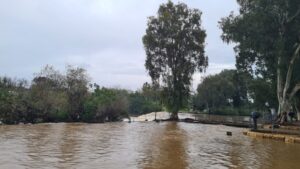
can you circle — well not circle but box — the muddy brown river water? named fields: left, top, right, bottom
left=0, top=122, right=300, bottom=169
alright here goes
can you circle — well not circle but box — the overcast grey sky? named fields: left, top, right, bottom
left=0, top=0, right=238, bottom=90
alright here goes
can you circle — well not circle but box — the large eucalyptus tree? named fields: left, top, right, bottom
left=220, top=0, right=300, bottom=116
left=143, top=1, right=207, bottom=120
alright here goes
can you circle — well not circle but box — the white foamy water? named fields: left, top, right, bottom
left=128, top=112, right=196, bottom=122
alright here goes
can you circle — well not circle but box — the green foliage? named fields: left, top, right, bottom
left=30, top=65, right=68, bottom=122
left=128, top=82, right=162, bottom=115
left=193, top=69, right=283, bottom=116
left=248, top=78, right=277, bottom=109
left=128, top=93, right=161, bottom=116
left=0, top=77, right=33, bottom=124
left=0, top=65, right=129, bottom=124
left=219, top=0, right=300, bottom=113
left=220, top=0, right=300, bottom=75
left=209, top=106, right=252, bottom=116
left=192, top=69, right=279, bottom=116
left=66, top=65, right=89, bottom=121
left=194, top=70, right=248, bottom=112
left=83, top=85, right=129, bottom=122
left=143, top=1, right=207, bottom=118
left=49, top=111, right=68, bottom=122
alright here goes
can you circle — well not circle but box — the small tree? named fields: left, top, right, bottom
left=143, top=1, right=207, bottom=120
left=66, top=65, right=89, bottom=121
left=0, top=77, right=31, bottom=124
left=83, top=86, right=129, bottom=122
left=31, top=65, right=68, bottom=122
left=128, top=83, right=162, bottom=115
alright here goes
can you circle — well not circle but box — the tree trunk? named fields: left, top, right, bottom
left=277, top=44, right=300, bottom=119
left=279, top=100, right=291, bottom=113
left=295, top=104, right=300, bottom=121
left=277, top=55, right=284, bottom=115
left=170, top=112, right=179, bottom=121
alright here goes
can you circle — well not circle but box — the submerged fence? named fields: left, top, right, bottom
left=186, top=113, right=270, bottom=126
left=130, top=112, right=271, bottom=126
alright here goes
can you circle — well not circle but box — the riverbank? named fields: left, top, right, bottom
left=243, top=130, right=300, bottom=144
left=242, top=122, right=300, bottom=144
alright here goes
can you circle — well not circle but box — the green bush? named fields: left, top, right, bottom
left=128, top=92, right=162, bottom=115
left=208, top=106, right=253, bottom=116
left=83, top=86, right=129, bottom=122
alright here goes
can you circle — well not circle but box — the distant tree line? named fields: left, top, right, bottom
left=192, top=69, right=279, bottom=116
left=0, top=65, right=162, bottom=124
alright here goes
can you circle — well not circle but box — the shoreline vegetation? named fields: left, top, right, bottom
left=0, top=65, right=297, bottom=126
left=0, top=65, right=273, bottom=125
left=0, top=65, right=162, bottom=125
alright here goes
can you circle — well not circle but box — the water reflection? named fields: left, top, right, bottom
left=58, top=124, right=83, bottom=169
left=142, top=122, right=187, bottom=169
left=25, top=124, right=59, bottom=168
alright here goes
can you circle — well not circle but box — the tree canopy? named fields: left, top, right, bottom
left=193, top=70, right=250, bottom=114
left=220, top=0, right=300, bottom=114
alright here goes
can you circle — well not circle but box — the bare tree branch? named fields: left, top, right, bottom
left=277, top=56, right=284, bottom=102
left=290, top=83, right=300, bottom=101
left=287, top=8, right=300, bottom=23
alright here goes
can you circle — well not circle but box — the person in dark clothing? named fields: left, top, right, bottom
left=251, top=112, right=260, bottom=131
left=288, top=110, right=296, bottom=122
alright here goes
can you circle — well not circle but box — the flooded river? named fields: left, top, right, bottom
left=1, top=122, right=300, bottom=169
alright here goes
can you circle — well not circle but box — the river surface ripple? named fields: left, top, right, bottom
left=1, top=122, right=300, bottom=169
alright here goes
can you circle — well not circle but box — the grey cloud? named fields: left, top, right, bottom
left=0, top=0, right=238, bottom=90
